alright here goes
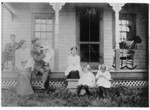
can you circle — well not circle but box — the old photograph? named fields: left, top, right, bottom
left=1, top=1, right=149, bottom=107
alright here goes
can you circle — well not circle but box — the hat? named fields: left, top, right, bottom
left=19, top=39, right=26, bottom=46
left=31, top=37, right=39, bottom=44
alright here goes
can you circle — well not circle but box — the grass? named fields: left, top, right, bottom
left=1, top=86, right=149, bottom=107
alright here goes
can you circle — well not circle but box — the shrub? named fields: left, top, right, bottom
left=1, top=86, right=149, bottom=107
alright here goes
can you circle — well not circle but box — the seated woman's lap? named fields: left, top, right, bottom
left=67, top=70, right=80, bottom=79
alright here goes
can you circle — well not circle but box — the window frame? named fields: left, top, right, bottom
left=76, top=7, right=104, bottom=68
left=119, top=13, right=136, bottom=42
left=31, top=13, right=55, bottom=48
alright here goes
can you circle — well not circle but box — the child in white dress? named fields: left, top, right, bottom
left=65, top=47, right=82, bottom=79
left=40, top=41, right=54, bottom=66
left=77, top=64, right=95, bottom=96
left=96, top=64, right=112, bottom=98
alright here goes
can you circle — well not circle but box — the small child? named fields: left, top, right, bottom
left=77, top=64, right=95, bottom=97
left=96, top=64, right=112, bottom=98
left=40, top=41, right=54, bottom=64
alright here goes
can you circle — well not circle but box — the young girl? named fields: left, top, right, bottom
left=77, top=64, right=95, bottom=96
left=65, top=47, right=82, bottom=79
left=96, top=64, right=111, bottom=98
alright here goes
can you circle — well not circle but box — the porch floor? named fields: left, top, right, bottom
left=2, top=68, right=148, bottom=80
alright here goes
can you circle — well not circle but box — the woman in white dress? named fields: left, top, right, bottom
left=77, top=64, right=95, bottom=96
left=65, top=47, right=82, bottom=79
left=15, top=40, right=34, bottom=95
left=96, top=64, right=112, bottom=98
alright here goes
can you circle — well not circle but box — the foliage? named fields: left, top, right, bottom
left=1, top=86, right=149, bottom=107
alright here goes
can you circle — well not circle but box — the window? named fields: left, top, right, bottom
left=34, top=17, right=53, bottom=45
left=33, top=14, right=54, bottom=70
left=79, top=8, right=100, bottom=63
left=119, top=13, right=136, bottom=42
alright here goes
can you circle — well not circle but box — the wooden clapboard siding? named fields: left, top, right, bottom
left=58, top=11, right=76, bottom=71
left=134, top=13, right=148, bottom=69
left=2, top=3, right=148, bottom=72
left=30, top=3, right=54, bottom=13
left=102, top=7, right=148, bottom=70
left=103, top=8, right=114, bottom=68
left=2, top=5, right=32, bottom=50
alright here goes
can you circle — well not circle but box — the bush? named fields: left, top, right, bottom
left=1, top=86, right=149, bottom=107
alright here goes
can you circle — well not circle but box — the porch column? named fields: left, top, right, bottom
left=110, top=3, right=124, bottom=71
left=50, top=3, right=65, bottom=71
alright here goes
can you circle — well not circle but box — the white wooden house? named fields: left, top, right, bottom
left=1, top=2, right=149, bottom=88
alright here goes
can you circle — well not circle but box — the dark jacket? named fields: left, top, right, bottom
left=31, top=45, right=46, bottom=70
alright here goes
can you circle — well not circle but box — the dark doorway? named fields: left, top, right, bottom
left=79, top=7, right=100, bottom=63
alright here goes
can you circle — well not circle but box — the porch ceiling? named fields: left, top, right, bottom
left=7, top=2, right=111, bottom=9
left=65, top=3, right=110, bottom=8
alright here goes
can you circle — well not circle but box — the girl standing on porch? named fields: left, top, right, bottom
left=96, top=64, right=112, bottom=98
left=65, top=47, right=82, bottom=79
left=15, top=40, right=34, bottom=96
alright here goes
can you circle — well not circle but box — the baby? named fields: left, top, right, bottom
left=95, top=64, right=112, bottom=98
left=40, top=41, right=54, bottom=64
left=77, top=64, right=95, bottom=96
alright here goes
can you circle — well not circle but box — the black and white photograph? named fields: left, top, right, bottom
left=1, top=0, right=149, bottom=107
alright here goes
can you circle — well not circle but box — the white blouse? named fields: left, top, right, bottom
left=15, top=48, right=34, bottom=71
left=65, top=54, right=81, bottom=76
left=67, top=55, right=80, bottom=67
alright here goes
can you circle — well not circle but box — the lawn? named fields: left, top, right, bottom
left=1, top=86, right=149, bottom=107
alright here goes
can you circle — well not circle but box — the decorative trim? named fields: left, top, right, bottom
left=2, top=79, right=148, bottom=89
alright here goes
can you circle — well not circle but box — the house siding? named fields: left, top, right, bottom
left=103, top=8, right=114, bottom=68
left=2, top=5, right=32, bottom=50
left=58, top=10, right=76, bottom=71
left=2, top=3, right=148, bottom=72
left=134, top=13, right=148, bottom=69
left=102, top=6, right=148, bottom=70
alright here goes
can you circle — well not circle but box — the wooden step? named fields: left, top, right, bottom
left=2, top=69, right=148, bottom=80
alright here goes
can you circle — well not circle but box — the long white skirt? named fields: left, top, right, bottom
left=16, top=70, right=34, bottom=95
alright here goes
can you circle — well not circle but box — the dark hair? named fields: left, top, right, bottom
left=31, top=37, right=39, bottom=44
left=10, top=34, right=15, bottom=39
left=70, top=47, right=77, bottom=51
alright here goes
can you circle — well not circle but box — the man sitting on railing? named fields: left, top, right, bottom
left=31, top=37, right=50, bottom=90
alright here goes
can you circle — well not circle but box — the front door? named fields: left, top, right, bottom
left=77, top=7, right=103, bottom=69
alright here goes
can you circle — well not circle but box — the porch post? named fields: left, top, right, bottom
left=50, top=3, right=65, bottom=71
left=110, top=3, right=124, bottom=71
